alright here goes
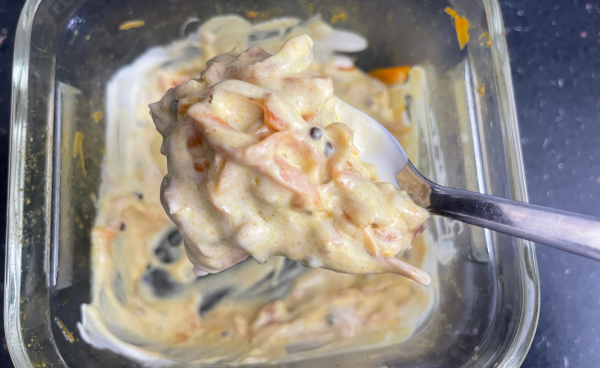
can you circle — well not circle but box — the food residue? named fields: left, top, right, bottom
left=246, top=11, right=258, bottom=18
left=369, top=66, right=411, bottom=85
left=151, top=35, right=430, bottom=283
left=480, top=32, right=491, bottom=48
left=476, top=83, right=485, bottom=97
left=55, top=317, right=75, bottom=343
left=118, top=20, right=146, bottom=31
left=73, top=132, right=86, bottom=176
left=330, top=11, right=348, bottom=24
left=444, top=7, right=470, bottom=50
left=92, top=110, right=103, bottom=123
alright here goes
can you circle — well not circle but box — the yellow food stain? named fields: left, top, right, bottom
left=55, top=317, right=75, bottom=343
left=331, top=11, right=347, bottom=24
left=480, top=32, right=491, bottom=48
left=369, top=66, right=411, bottom=85
left=73, top=132, right=87, bottom=176
left=445, top=7, right=470, bottom=50
left=306, top=3, right=314, bottom=14
left=92, top=110, right=103, bottom=123
left=240, top=9, right=283, bottom=21
left=476, top=83, right=485, bottom=97
left=118, top=20, right=145, bottom=31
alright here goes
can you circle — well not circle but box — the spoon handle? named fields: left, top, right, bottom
left=428, top=183, right=600, bottom=260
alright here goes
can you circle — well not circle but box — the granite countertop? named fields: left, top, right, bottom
left=1, top=0, right=599, bottom=367
left=502, top=1, right=600, bottom=366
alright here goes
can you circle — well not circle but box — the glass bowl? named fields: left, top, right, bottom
left=6, top=0, right=538, bottom=367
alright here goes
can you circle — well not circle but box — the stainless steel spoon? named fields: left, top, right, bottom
left=338, top=98, right=600, bottom=261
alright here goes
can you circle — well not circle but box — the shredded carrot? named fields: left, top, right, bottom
left=194, top=161, right=209, bottom=173
left=187, top=134, right=203, bottom=148
left=175, top=332, right=190, bottom=343
left=445, top=7, right=470, bottom=50
left=369, top=66, right=411, bottom=85
left=73, top=132, right=87, bottom=176
left=119, top=20, right=145, bottom=31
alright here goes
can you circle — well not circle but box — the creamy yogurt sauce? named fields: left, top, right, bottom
left=79, top=15, right=436, bottom=366
left=151, top=34, right=430, bottom=284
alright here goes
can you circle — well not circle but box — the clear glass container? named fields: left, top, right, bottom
left=6, top=0, right=539, bottom=367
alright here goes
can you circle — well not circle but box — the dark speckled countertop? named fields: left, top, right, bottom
left=1, top=0, right=600, bottom=367
left=502, top=1, right=600, bottom=367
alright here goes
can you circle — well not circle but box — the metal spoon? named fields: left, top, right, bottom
left=336, top=98, right=600, bottom=261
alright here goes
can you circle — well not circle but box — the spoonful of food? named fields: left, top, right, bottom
left=151, top=34, right=600, bottom=288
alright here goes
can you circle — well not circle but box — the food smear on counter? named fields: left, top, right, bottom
left=78, top=15, right=436, bottom=365
left=151, top=35, right=430, bottom=284
left=445, top=7, right=470, bottom=50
